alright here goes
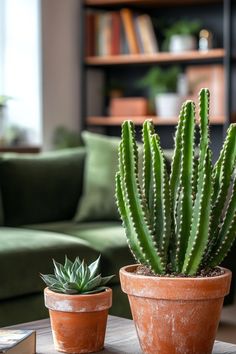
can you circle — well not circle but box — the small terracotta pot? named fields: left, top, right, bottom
left=120, top=265, right=231, bottom=354
left=44, top=287, right=112, bottom=353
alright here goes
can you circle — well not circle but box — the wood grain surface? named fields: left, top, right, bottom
left=10, top=315, right=236, bottom=354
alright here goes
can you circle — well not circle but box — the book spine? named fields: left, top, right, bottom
left=136, top=15, right=158, bottom=54
left=134, top=16, right=145, bottom=54
left=111, top=12, right=121, bottom=55
left=120, top=8, right=139, bottom=54
left=97, top=13, right=111, bottom=56
left=85, top=13, right=95, bottom=56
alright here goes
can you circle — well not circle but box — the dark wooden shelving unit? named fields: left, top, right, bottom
left=85, top=49, right=225, bottom=66
left=80, top=0, right=235, bottom=156
left=87, top=115, right=226, bottom=126
left=85, top=0, right=221, bottom=8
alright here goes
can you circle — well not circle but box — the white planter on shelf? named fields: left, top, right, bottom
left=155, top=93, right=182, bottom=118
left=169, top=35, right=197, bottom=53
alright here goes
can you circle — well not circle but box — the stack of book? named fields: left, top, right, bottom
left=86, top=9, right=158, bottom=56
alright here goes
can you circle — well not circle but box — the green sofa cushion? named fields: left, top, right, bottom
left=0, top=227, right=98, bottom=300
left=74, top=132, right=120, bottom=222
left=24, top=221, right=134, bottom=281
left=0, top=148, right=86, bottom=226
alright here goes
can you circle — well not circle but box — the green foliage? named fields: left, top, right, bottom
left=0, top=95, right=11, bottom=107
left=41, top=256, right=114, bottom=294
left=164, top=20, right=201, bottom=39
left=138, top=66, right=181, bottom=103
left=53, top=126, right=81, bottom=149
left=116, top=89, right=236, bottom=276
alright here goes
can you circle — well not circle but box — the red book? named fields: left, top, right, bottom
left=86, top=12, right=95, bottom=56
left=111, top=12, right=121, bottom=55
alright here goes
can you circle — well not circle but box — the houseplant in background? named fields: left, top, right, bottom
left=0, top=95, right=11, bottom=141
left=163, top=20, right=201, bottom=53
left=116, top=88, right=236, bottom=354
left=138, top=66, right=182, bottom=118
left=41, top=256, right=113, bottom=354
left=53, top=126, right=81, bottom=149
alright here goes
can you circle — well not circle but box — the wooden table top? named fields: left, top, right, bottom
left=11, top=315, right=236, bottom=354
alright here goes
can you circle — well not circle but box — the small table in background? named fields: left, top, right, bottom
left=10, top=315, right=236, bottom=354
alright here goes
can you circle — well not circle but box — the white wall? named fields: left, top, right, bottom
left=41, top=0, right=81, bottom=150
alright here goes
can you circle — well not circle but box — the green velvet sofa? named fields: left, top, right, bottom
left=0, top=145, right=235, bottom=327
left=0, top=147, right=133, bottom=326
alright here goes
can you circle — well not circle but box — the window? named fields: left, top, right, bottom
left=0, top=0, right=42, bottom=145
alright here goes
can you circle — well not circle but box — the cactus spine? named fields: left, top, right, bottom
left=116, top=89, right=236, bottom=275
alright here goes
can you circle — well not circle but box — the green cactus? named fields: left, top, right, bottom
left=116, top=88, right=236, bottom=275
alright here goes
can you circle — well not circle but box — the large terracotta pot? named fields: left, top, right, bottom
left=44, top=287, right=112, bottom=353
left=120, top=265, right=231, bottom=354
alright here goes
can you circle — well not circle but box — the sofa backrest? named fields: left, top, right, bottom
left=0, top=147, right=86, bottom=226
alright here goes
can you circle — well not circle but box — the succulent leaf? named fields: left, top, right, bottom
left=207, top=124, right=236, bottom=253
left=207, top=175, right=236, bottom=267
left=170, top=103, right=185, bottom=207
left=182, top=148, right=212, bottom=274
left=173, top=101, right=195, bottom=271
left=151, top=133, right=171, bottom=260
left=117, top=121, right=165, bottom=274
left=116, top=172, right=146, bottom=264
left=41, top=256, right=114, bottom=295
left=142, top=120, right=155, bottom=218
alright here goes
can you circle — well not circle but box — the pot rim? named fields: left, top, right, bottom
left=120, top=264, right=230, bottom=281
left=44, top=286, right=112, bottom=299
left=44, top=287, right=112, bottom=313
left=120, top=265, right=232, bottom=300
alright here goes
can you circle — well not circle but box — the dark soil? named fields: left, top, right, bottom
left=135, top=265, right=225, bottom=278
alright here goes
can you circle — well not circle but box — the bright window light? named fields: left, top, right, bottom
left=0, top=0, right=42, bottom=145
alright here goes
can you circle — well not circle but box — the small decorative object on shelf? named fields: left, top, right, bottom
left=199, top=29, right=213, bottom=51
left=109, top=97, right=149, bottom=117
left=41, top=255, right=114, bottom=354
left=116, top=88, right=236, bottom=354
left=138, top=66, right=182, bottom=117
left=163, top=20, right=201, bottom=53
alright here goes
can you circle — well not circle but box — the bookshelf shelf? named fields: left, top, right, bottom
left=85, top=0, right=220, bottom=8
left=87, top=116, right=225, bottom=126
left=85, top=49, right=225, bottom=66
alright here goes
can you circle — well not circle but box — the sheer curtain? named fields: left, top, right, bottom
left=0, top=0, right=42, bottom=144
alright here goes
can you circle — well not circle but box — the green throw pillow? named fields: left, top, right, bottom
left=74, top=131, right=120, bottom=222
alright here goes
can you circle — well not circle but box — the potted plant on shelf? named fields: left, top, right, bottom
left=41, top=256, right=113, bottom=354
left=138, top=66, right=182, bottom=118
left=163, top=20, right=201, bottom=53
left=116, top=88, right=236, bottom=354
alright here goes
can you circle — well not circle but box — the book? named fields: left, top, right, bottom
left=111, top=12, right=121, bottom=55
left=97, top=12, right=112, bottom=56
left=120, top=9, right=139, bottom=54
left=85, top=12, right=96, bottom=56
left=0, top=330, right=36, bottom=354
left=135, top=15, right=158, bottom=54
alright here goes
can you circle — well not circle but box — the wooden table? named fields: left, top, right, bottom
left=11, top=315, right=236, bottom=354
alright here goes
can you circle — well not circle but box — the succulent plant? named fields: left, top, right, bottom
left=116, top=88, right=236, bottom=276
left=41, top=256, right=114, bottom=294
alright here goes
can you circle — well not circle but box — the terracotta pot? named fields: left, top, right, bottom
left=44, top=287, right=112, bottom=353
left=120, top=265, right=231, bottom=354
